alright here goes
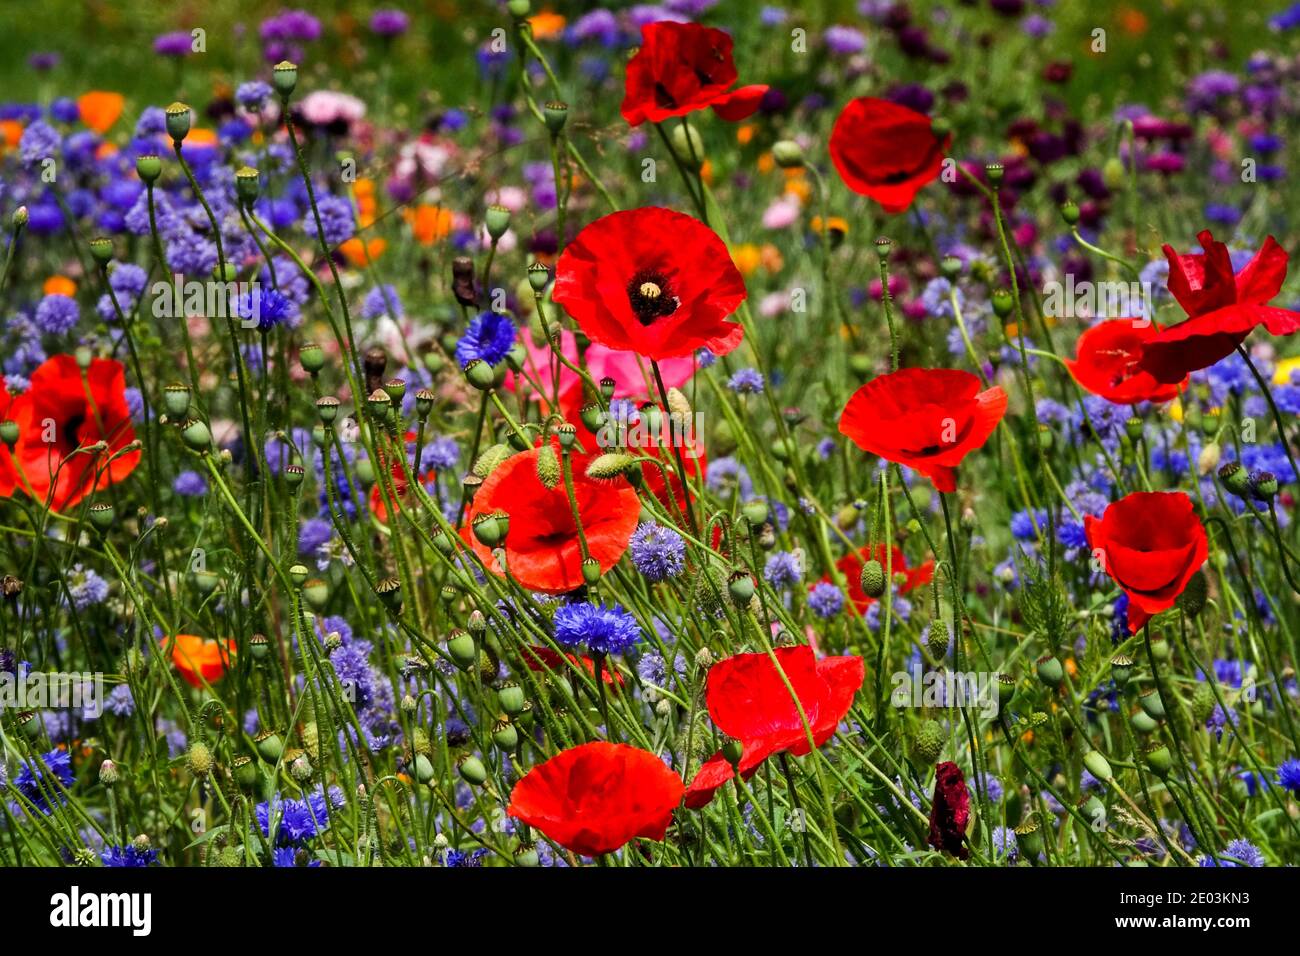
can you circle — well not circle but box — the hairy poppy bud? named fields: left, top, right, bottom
left=771, top=140, right=804, bottom=168
left=1178, top=569, right=1207, bottom=617
left=859, top=559, right=886, bottom=598
left=911, top=719, right=945, bottom=764
left=1060, top=200, right=1080, bottom=226
left=186, top=741, right=214, bottom=777
left=535, top=443, right=561, bottom=488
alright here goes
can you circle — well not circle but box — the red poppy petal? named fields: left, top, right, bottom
left=711, top=84, right=769, bottom=121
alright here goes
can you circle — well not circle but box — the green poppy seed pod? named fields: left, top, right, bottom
left=485, top=204, right=512, bottom=240
left=303, top=578, right=330, bottom=611
left=17, top=710, right=40, bottom=740
left=507, top=0, right=531, bottom=16
left=249, top=633, right=269, bottom=662
left=728, top=570, right=755, bottom=606
left=1124, top=416, right=1143, bottom=442
left=191, top=569, right=218, bottom=595
left=272, top=60, right=298, bottom=97
left=1037, top=423, right=1053, bottom=451
left=135, top=153, right=162, bottom=183
left=235, top=166, right=260, bottom=206
left=874, top=236, right=893, bottom=260
left=231, top=755, right=257, bottom=791
left=514, top=843, right=540, bottom=867
left=997, top=673, right=1017, bottom=706
left=940, top=255, right=962, bottom=279
left=580, top=402, right=606, bottom=434
left=721, top=736, right=745, bottom=767
left=911, top=719, right=946, bottom=764
left=367, top=388, right=392, bottom=422
left=284, top=463, right=305, bottom=489
left=669, top=121, right=705, bottom=168
left=929, top=116, right=951, bottom=140
left=498, top=682, right=526, bottom=716
left=412, top=752, right=435, bottom=784
left=255, top=730, right=284, bottom=763
left=1201, top=410, right=1220, bottom=437
left=599, top=376, right=616, bottom=400
left=353, top=456, right=376, bottom=487
left=992, top=288, right=1014, bottom=318
left=447, top=630, right=477, bottom=669
left=414, top=387, right=435, bottom=420
left=1218, top=461, right=1250, bottom=496
left=1145, top=743, right=1173, bottom=778
left=186, top=741, right=214, bottom=777
left=11, top=205, right=29, bottom=228
left=464, top=358, right=497, bottom=390
left=1110, top=654, right=1133, bottom=686
left=1036, top=654, right=1064, bottom=687
left=1131, top=710, right=1159, bottom=734
left=382, top=378, right=406, bottom=405
left=1138, top=688, right=1166, bottom=720
left=89, top=235, right=114, bottom=266
left=738, top=499, right=768, bottom=529
left=543, top=100, right=569, bottom=134
left=492, top=718, right=519, bottom=751
left=75, top=345, right=94, bottom=370
left=1060, top=200, right=1080, bottom=226
left=1014, top=818, right=1043, bottom=859
left=984, top=162, right=1005, bottom=187
left=289, top=563, right=310, bottom=587
left=582, top=557, right=602, bottom=586
left=0, top=419, right=18, bottom=447
left=507, top=424, right=532, bottom=452
left=462, top=473, right=483, bottom=500
left=181, top=418, right=212, bottom=451
left=1250, top=470, right=1278, bottom=501
left=556, top=422, right=577, bottom=450
left=527, top=261, right=550, bottom=293
left=1102, top=155, right=1126, bottom=189
left=297, top=342, right=325, bottom=375
left=315, top=395, right=340, bottom=424
left=859, top=559, right=886, bottom=599
left=88, top=501, right=115, bottom=532
left=161, top=382, right=190, bottom=418
left=457, top=754, right=488, bottom=786
left=1082, top=748, right=1113, bottom=783
left=375, top=576, right=402, bottom=611
left=1149, top=634, right=1169, bottom=662
left=165, top=102, right=192, bottom=143
left=430, top=528, right=455, bottom=556
left=771, top=139, right=805, bottom=169
left=472, top=512, right=503, bottom=548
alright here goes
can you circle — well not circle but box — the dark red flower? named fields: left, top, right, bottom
left=829, top=97, right=951, bottom=214
left=684, top=645, right=864, bottom=808
left=621, top=21, right=768, bottom=127
left=1083, top=491, right=1207, bottom=634
left=507, top=741, right=684, bottom=856
left=838, top=368, right=1006, bottom=493
left=1065, top=319, right=1185, bottom=405
left=928, top=761, right=970, bottom=859
left=461, top=445, right=639, bottom=593
left=3, top=355, right=140, bottom=512
left=818, top=543, right=935, bottom=615
left=554, top=207, right=747, bottom=361
left=522, top=644, right=626, bottom=690
left=1139, top=231, right=1300, bottom=384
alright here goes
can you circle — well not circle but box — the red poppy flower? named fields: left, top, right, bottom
left=829, top=97, right=952, bottom=214
left=838, top=368, right=1007, bottom=493
left=621, top=21, right=768, bottom=127
left=461, top=445, right=639, bottom=593
left=684, top=645, right=864, bottom=808
left=4, top=355, right=140, bottom=512
left=1083, top=491, right=1207, bottom=634
left=507, top=741, right=684, bottom=856
left=368, top=432, right=435, bottom=525
left=522, top=644, right=625, bottom=690
left=1139, top=231, right=1300, bottom=384
left=818, top=543, right=935, bottom=615
left=165, top=634, right=236, bottom=688
left=1065, top=319, right=1184, bottom=405
left=0, top=377, right=17, bottom=497
left=553, top=207, right=748, bottom=361
left=928, top=761, right=970, bottom=860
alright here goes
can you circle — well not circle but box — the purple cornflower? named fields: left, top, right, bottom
left=455, top=312, right=516, bottom=368
left=629, top=522, right=686, bottom=581
left=12, top=749, right=75, bottom=815
left=154, top=31, right=193, bottom=57
left=553, top=602, right=642, bottom=655
left=763, top=550, right=803, bottom=589
left=362, top=284, right=402, bottom=319
left=34, top=294, right=80, bottom=335
left=19, top=120, right=60, bottom=165
left=808, top=581, right=845, bottom=618
left=299, top=518, right=333, bottom=556
left=173, top=470, right=208, bottom=496
left=824, top=25, right=868, bottom=55
left=727, top=367, right=765, bottom=394
left=66, top=565, right=109, bottom=610
left=106, top=685, right=135, bottom=717
left=236, top=81, right=273, bottom=111
left=102, top=843, right=159, bottom=867
left=1277, top=757, right=1300, bottom=794
left=302, top=195, right=355, bottom=247
left=370, top=9, right=410, bottom=37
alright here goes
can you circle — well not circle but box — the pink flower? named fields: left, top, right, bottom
left=299, top=91, right=367, bottom=127
left=505, top=330, right=698, bottom=405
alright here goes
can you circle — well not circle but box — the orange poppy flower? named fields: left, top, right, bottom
left=166, top=634, right=236, bottom=688
left=340, top=236, right=387, bottom=267
left=527, top=11, right=566, bottom=39
left=44, top=276, right=77, bottom=297
left=78, top=92, right=125, bottom=134
left=406, top=204, right=453, bottom=245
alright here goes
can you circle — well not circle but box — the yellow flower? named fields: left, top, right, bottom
left=1273, top=355, right=1300, bottom=385
left=732, top=244, right=761, bottom=276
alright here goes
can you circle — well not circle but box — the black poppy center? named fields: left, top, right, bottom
left=626, top=271, right=678, bottom=326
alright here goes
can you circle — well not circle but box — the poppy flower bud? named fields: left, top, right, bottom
left=543, top=100, right=568, bottom=133
left=99, top=759, right=119, bottom=786
left=11, top=206, right=28, bottom=228
left=984, top=162, right=1004, bottom=187
left=235, top=166, right=260, bottom=206
left=1145, top=743, right=1173, bottom=778
left=1218, top=461, right=1250, bottom=496
left=136, top=154, right=162, bottom=183
left=304, top=579, right=330, bottom=610
left=911, top=719, right=946, bottom=764
left=1110, top=654, right=1133, bottom=686
left=771, top=140, right=804, bottom=168
left=669, top=122, right=705, bottom=168
left=181, top=418, right=212, bottom=451
left=272, top=60, right=298, bottom=97
left=1190, top=681, right=1216, bottom=725
left=457, top=754, right=488, bottom=785
left=926, top=621, right=949, bottom=660
left=464, top=358, right=497, bottom=391
left=255, top=730, right=283, bottom=762
left=1178, top=569, right=1207, bottom=617
left=1250, top=470, right=1278, bottom=501
left=1060, top=200, right=1080, bottom=226
left=187, top=741, right=214, bottom=777
left=1131, top=709, right=1158, bottom=734
left=742, top=499, right=770, bottom=527
left=1036, top=654, right=1064, bottom=687
left=859, top=558, right=886, bottom=598
left=1138, top=688, right=1165, bottom=720
left=485, top=204, right=511, bottom=241
left=249, top=633, right=269, bottom=662
left=992, top=288, right=1014, bottom=318
left=728, top=570, right=755, bottom=606
left=1102, top=156, right=1126, bottom=189
left=582, top=557, right=602, bottom=585
left=498, top=682, right=526, bottom=716
left=447, top=630, right=477, bottom=669
left=1082, top=748, right=1113, bottom=782
left=586, top=452, right=638, bottom=480
left=165, top=102, right=192, bottom=143
left=0, top=419, right=16, bottom=447
left=88, top=501, right=115, bottom=532
left=508, top=0, right=530, bottom=16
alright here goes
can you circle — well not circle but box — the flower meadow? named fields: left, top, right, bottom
left=2, top=0, right=1300, bottom=878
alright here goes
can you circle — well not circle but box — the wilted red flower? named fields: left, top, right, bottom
left=165, top=634, right=236, bottom=688
left=621, top=21, right=768, bottom=127
left=685, top=645, right=864, bottom=808
left=522, top=644, right=626, bottom=690
left=461, top=445, right=639, bottom=593
left=4, top=355, right=140, bottom=512
left=1083, top=491, right=1207, bottom=634
left=928, top=761, right=970, bottom=859
left=554, top=207, right=748, bottom=361
left=829, top=97, right=951, bottom=214
left=820, top=543, right=935, bottom=615
left=838, top=368, right=1007, bottom=493
left=1064, top=319, right=1185, bottom=405
left=1139, top=231, right=1300, bottom=384
left=507, top=741, right=684, bottom=856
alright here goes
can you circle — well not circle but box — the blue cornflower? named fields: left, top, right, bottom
left=19, top=120, right=60, bottom=165
left=298, top=518, right=334, bottom=556
left=106, top=685, right=135, bottom=717
left=1201, top=839, right=1265, bottom=867
left=34, top=294, right=79, bottom=335
left=66, top=565, right=109, bottom=610
left=236, top=81, right=273, bottom=111
left=1277, top=757, right=1300, bottom=794
left=102, top=844, right=159, bottom=867
left=763, top=550, right=803, bottom=589
left=455, top=312, right=516, bottom=368
left=302, top=194, right=355, bottom=247
left=808, top=581, right=844, bottom=618
left=727, top=367, right=765, bottom=394
left=445, top=848, right=487, bottom=867
left=173, top=470, right=207, bottom=496
left=362, top=284, right=402, bottom=319
left=12, top=748, right=75, bottom=814
left=992, top=826, right=1018, bottom=862
left=236, top=287, right=297, bottom=332
left=1010, top=508, right=1046, bottom=541
left=553, top=602, right=642, bottom=655
left=419, top=435, right=460, bottom=472
left=629, top=522, right=686, bottom=581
